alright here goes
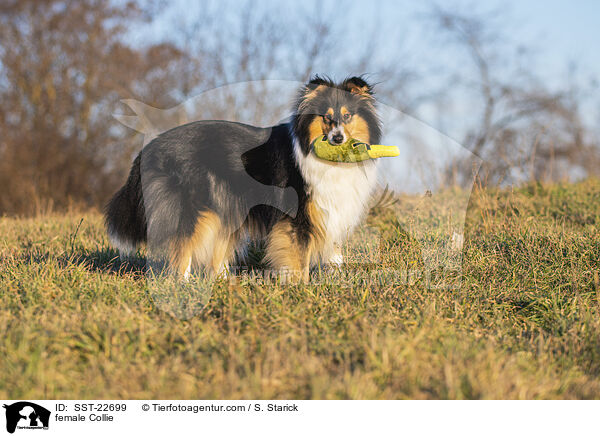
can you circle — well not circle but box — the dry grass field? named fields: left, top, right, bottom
left=1, top=179, right=600, bottom=399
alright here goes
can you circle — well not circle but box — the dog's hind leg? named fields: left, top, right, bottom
left=209, top=233, right=238, bottom=278
left=157, top=211, right=220, bottom=278
left=177, top=211, right=237, bottom=278
left=166, top=240, right=194, bottom=278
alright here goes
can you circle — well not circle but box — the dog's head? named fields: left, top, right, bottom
left=292, top=75, right=381, bottom=155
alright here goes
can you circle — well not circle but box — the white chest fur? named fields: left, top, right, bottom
left=294, top=140, right=378, bottom=245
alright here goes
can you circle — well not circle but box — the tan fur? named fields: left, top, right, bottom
left=345, top=115, right=371, bottom=143
left=168, top=211, right=234, bottom=276
left=208, top=235, right=234, bottom=275
left=305, top=200, right=327, bottom=265
left=347, top=82, right=370, bottom=96
left=265, top=220, right=305, bottom=280
left=308, top=117, right=326, bottom=143
left=264, top=201, right=327, bottom=281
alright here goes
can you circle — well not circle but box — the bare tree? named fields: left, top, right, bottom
left=0, top=0, right=182, bottom=215
left=428, top=6, right=599, bottom=186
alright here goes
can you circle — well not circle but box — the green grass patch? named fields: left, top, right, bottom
left=1, top=179, right=600, bottom=399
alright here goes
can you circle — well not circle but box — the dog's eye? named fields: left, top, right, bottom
left=323, top=114, right=333, bottom=123
left=343, top=113, right=352, bottom=122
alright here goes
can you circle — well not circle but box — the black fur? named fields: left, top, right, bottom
left=106, top=120, right=305, bottom=251
left=105, top=153, right=147, bottom=246
left=159, top=121, right=302, bottom=242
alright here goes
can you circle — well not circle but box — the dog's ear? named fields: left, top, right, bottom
left=343, top=76, right=373, bottom=97
left=303, top=75, right=330, bottom=96
left=298, top=75, right=331, bottom=106
left=307, top=75, right=330, bottom=87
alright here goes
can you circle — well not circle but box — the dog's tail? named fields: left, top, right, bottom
left=105, top=153, right=147, bottom=257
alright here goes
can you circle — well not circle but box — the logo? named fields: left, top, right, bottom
left=2, top=402, right=50, bottom=434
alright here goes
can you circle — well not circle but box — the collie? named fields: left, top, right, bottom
left=105, top=76, right=382, bottom=281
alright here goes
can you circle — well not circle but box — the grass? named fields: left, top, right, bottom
left=1, top=179, right=600, bottom=399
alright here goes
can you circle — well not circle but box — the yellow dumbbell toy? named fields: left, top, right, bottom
left=311, top=136, right=399, bottom=163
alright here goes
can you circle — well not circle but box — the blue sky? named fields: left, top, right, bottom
left=134, top=0, right=599, bottom=85
left=383, top=0, right=599, bottom=87
left=507, top=0, right=599, bottom=86
left=510, top=0, right=599, bottom=67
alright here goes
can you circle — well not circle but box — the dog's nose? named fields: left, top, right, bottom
left=331, top=133, right=344, bottom=144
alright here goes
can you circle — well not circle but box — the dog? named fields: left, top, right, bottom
left=105, top=76, right=382, bottom=281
